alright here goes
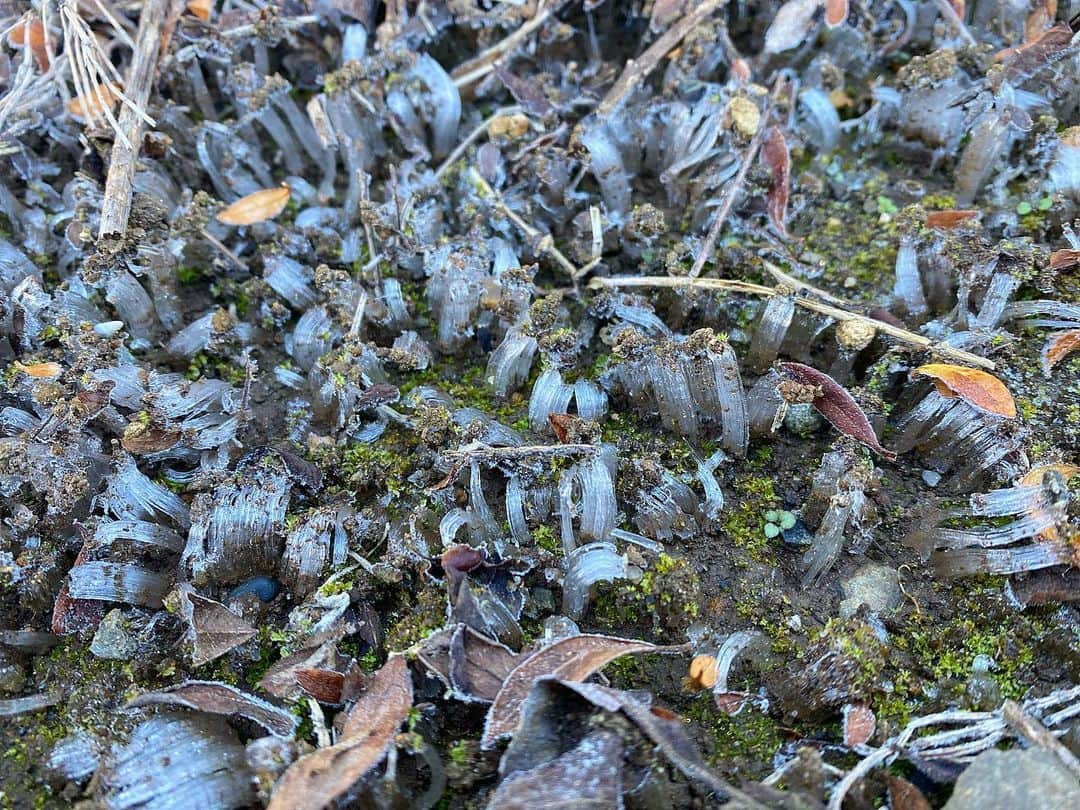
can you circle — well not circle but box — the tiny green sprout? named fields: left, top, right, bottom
left=763, top=509, right=797, bottom=538
left=1037, top=196, right=1053, bottom=211
left=876, top=196, right=898, bottom=216
left=1016, top=200, right=1033, bottom=215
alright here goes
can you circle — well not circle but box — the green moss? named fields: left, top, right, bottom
left=384, top=585, right=447, bottom=651
left=685, top=695, right=783, bottom=778
left=532, top=524, right=559, bottom=554
left=591, top=552, right=700, bottom=634
left=721, top=474, right=778, bottom=560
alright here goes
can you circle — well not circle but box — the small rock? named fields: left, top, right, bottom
left=781, top=517, right=813, bottom=547
left=944, top=748, right=1080, bottom=810
left=726, top=96, right=761, bottom=138
left=784, top=402, right=823, bottom=435
left=839, top=564, right=901, bottom=619
left=90, top=609, right=139, bottom=660
left=922, top=469, right=942, bottom=487
left=0, top=653, right=26, bottom=693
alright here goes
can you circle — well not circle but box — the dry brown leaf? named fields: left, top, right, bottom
left=216, top=185, right=291, bottom=226
left=128, top=680, right=297, bottom=737
left=779, top=362, right=896, bottom=459
left=764, top=0, right=822, bottom=54
left=842, top=701, right=876, bottom=747
left=912, top=363, right=1017, bottom=419
left=121, top=421, right=181, bottom=454
left=1049, top=249, right=1080, bottom=270
left=295, top=668, right=345, bottom=703
left=824, top=0, right=848, bottom=27
left=481, top=635, right=663, bottom=748
left=180, top=589, right=257, bottom=666
left=1019, top=463, right=1079, bottom=487
left=761, top=126, right=790, bottom=237
left=12, top=360, right=62, bottom=378
left=888, top=774, right=932, bottom=810
left=267, top=656, right=413, bottom=810
left=448, top=624, right=519, bottom=703
left=1041, top=329, right=1080, bottom=376
left=548, top=413, right=572, bottom=443
left=996, top=23, right=1074, bottom=82
left=66, top=83, right=120, bottom=120
left=9, top=18, right=49, bottom=70
left=187, top=0, right=212, bottom=23
left=925, top=209, right=979, bottom=229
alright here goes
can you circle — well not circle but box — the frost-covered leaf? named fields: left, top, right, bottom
left=487, top=730, right=623, bottom=809
left=128, top=681, right=297, bottom=737
left=449, top=624, right=519, bottom=703
left=842, top=701, right=876, bottom=747
left=998, top=23, right=1076, bottom=82
left=216, top=185, right=291, bottom=226
left=482, top=635, right=662, bottom=748
left=67, top=83, right=119, bottom=120
left=764, top=0, right=823, bottom=54
left=267, top=656, right=412, bottom=810
left=912, top=364, right=1017, bottom=419
left=492, top=65, right=552, bottom=117
left=779, top=362, right=896, bottom=459
left=1041, top=329, right=1080, bottom=376
left=761, top=126, right=790, bottom=237
left=179, top=589, right=257, bottom=667
left=1049, top=249, right=1080, bottom=270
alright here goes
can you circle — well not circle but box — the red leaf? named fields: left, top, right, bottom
left=842, top=701, right=876, bottom=746
left=761, top=126, right=790, bottom=238
left=925, top=209, right=980, bottom=229
left=779, top=362, right=896, bottom=460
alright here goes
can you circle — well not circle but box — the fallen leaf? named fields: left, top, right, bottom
left=295, top=668, right=345, bottom=703
left=448, top=624, right=519, bottom=703
left=548, top=413, right=572, bottom=443
left=179, top=588, right=257, bottom=667
left=1050, top=249, right=1080, bottom=270
left=761, top=126, right=790, bottom=237
left=779, top=362, right=897, bottom=459
left=912, top=363, right=1017, bottom=419
left=1041, top=329, right=1080, bottom=376
left=764, top=0, right=823, bottom=54
left=888, top=774, right=932, bottom=810
left=997, top=23, right=1075, bottom=83
left=482, top=634, right=664, bottom=748
left=842, top=701, right=876, bottom=747
left=66, top=83, right=120, bottom=120
left=121, top=421, right=181, bottom=454
left=216, top=185, right=291, bottom=226
left=267, top=656, right=413, bottom=810
left=1024, top=1, right=1057, bottom=44
left=12, top=360, right=62, bottom=378
left=824, top=0, right=848, bottom=27
left=1020, top=463, right=1079, bottom=487
left=925, top=209, right=979, bottom=229
left=187, top=0, right=212, bottom=23
left=8, top=17, right=49, bottom=70
left=128, top=681, right=297, bottom=737
left=488, top=731, right=623, bottom=809
left=492, top=64, right=552, bottom=117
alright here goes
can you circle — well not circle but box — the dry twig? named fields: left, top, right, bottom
left=451, top=1, right=570, bottom=88
left=1002, top=699, right=1080, bottom=780
left=589, top=270, right=997, bottom=369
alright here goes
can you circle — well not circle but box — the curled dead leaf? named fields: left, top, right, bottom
left=1019, top=463, right=1079, bottom=487
left=1041, top=329, right=1080, bottom=376
left=925, top=209, right=979, bottom=229
left=8, top=18, right=49, bottom=70
left=482, top=634, right=668, bottom=748
left=178, top=588, right=257, bottom=667
left=761, top=126, right=790, bottom=238
left=128, top=681, right=297, bottom=737
left=778, top=362, right=896, bottom=460
left=912, top=363, right=1017, bottom=419
left=216, top=185, right=291, bottom=226
left=267, top=656, right=412, bottom=810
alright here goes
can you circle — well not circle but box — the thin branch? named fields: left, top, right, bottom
left=466, top=167, right=583, bottom=280
left=597, top=0, right=726, bottom=118
left=451, top=0, right=569, bottom=88
left=932, top=0, right=978, bottom=47
left=445, top=442, right=599, bottom=461
left=1002, top=700, right=1080, bottom=780
left=589, top=273, right=997, bottom=369
left=435, top=104, right=522, bottom=180
left=97, top=0, right=176, bottom=239
left=689, top=76, right=786, bottom=278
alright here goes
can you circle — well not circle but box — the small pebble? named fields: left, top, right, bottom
left=922, top=469, right=942, bottom=487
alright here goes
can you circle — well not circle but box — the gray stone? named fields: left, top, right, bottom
left=839, top=563, right=901, bottom=618
left=944, top=747, right=1080, bottom=810
left=90, top=609, right=138, bottom=660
